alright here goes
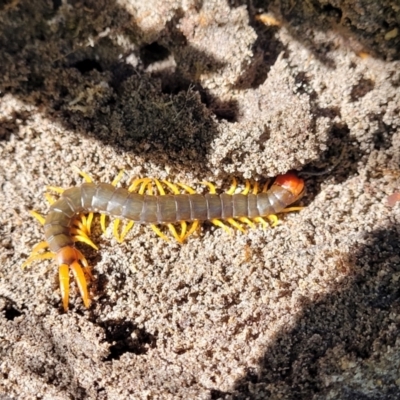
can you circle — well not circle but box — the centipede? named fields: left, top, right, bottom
left=23, top=169, right=305, bottom=311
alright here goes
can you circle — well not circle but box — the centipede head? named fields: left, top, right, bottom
left=274, top=172, right=305, bottom=202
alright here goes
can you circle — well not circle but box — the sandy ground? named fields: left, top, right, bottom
left=0, top=0, right=399, bottom=399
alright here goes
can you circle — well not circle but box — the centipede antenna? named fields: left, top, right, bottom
left=300, top=146, right=345, bottom=177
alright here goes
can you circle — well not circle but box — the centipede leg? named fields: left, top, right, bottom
left=179, top=221, right=187, bottom=240
left=184, top=220, right=199, bottom=240
left=150, top=224, right=169, bottom=241
left=162, top=180, right=180, bottom=194
left=21, top=251, right=55, bottom=269
left=239, top=217, right=256, bottom=229
left=226, top=178, right=237, bottom=195
left=211, top=219, right=231, bottom=234
left=119, top=221, right=134, bottom=242
left=29, top=210, right=46, bottom=225
left=70, top=261, right=90, bottom=308
left=267, top=214, right=279, bottom=227
left=31, top=241, right=49, bottom=253
left=59, top=264, right=70, bottom=311
left=227, top=218, right=246, bottom=233
left=167, top=223, right=183, bottom=244
left=254, top=217, right=268, bottom=230
left=241, top=180, right=251, bottom=195
left=280, top=206, right=304, bottom=213
left=72, top=166, right=93, bottom=183
left=201, top=181, right=217, bottom=194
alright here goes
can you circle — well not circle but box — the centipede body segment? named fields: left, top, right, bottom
left=23, top=170, right=305, bottom=311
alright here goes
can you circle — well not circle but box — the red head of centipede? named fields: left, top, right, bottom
left=273, top=172, right=305, bottom=202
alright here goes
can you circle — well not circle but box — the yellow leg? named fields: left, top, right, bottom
left=113, top=219, right=122, bottom=242
left=31, top=241, right=49, bottom=253
left=242, top=180, right=251, bottom=195
left=180, top=221, right=187, bottom=240
left=252, top=181, right=259, bottom=195
left=239, top=217, right=256, bottom=229
left=147, top=181, right=154, bottom=195
left=29, top=210, right=46, bottom=225
left=70, top=261, right=90, bottom=308
left=86, top=212, right=94, bottom=235
left=177, top=182, right=196, bottom=194
left=227, top=218, right=246, bottom=233
left=162, top=180, right=180, bottom=194
left=22, top=252, right=55, bottom=269
left=154, top=179, right=166, bottom=195
left=120, top=220, right=134, bottom=242
left=226, top=178, right=237, bottom=195
left=72, top=166, right=93, bottom=183
left=267, top=214, right=279, bottom=227
left=200, top=181, right=217, bottom=194
left=59, top=264, right=70, bottom=311
left=167, top=223, right=183, bottom=243
left=150, top=224, right=169, bottom=241
left=44, top=193, right=57, bottom=205
left=211, top=218, right=231, bottom=234
left=128, top=178, right=151, bottom=193
left=280, top=206, right=304, bottom=213
left=138, top=180, right=152, bottom=195
left=72, top=233, right=98, bottom=250
left=254, top=216, right=268, bottom=230
left=47, top=185, right=65, bottom=194
left=184, top=220, right=199, bottom=240
left=100, top=214, right=107, bottom=234
left=262, top=179, right=271, bottom=193
left=112, top=170, right=125, bottom=186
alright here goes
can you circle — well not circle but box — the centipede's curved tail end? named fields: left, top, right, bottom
left=274, top=172, right=305, bottom=201
left=56, top=247, right=91, bottom=311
